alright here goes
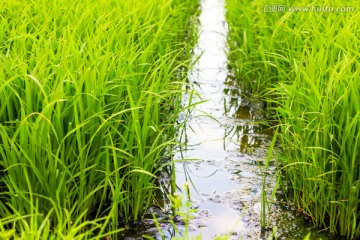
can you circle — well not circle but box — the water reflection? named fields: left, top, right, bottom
left=173, top=0, right=273, bottom=238
left=224, top=124, right=268, bottom=153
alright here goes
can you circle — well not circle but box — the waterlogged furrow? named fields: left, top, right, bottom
left=226, top=0, right=360, bottom=238
left=172, top=0, right=276, bottom=239
left=0, top=0, right=198, bottom=238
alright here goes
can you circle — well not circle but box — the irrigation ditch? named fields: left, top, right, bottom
left=119, top=0, right=351, bottom=239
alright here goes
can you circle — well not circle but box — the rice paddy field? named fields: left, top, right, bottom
left=1, top=0, right=360, bottom=239
left=0, top=0, right=198, bottom=238
left=226, top=0, right=360, bottom=239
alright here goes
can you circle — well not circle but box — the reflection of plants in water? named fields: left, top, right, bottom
left=224, top=124, right=269, bottom=154
left=223, top=96, right=243, bottom=118
left=178, top=162, right=218, bottom=198
left=222, top=91, right=272, bottom=154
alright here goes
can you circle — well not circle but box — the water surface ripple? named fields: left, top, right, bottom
left=175, top=0, right=272, bottom=238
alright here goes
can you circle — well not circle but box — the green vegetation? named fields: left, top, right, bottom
left=0, top=0, right=198, bottom=238
left=226, top=0, right=360, bottom=238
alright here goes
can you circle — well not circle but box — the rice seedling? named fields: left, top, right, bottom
left=0, top=0, right=199, bottom=237
left=226, top=0, right=360, bottom=238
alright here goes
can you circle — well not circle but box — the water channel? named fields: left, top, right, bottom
left=121, top=0, right=340, bottom=239
left=173, top=0, right=274, bottom=238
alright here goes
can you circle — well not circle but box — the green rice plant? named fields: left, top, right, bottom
left=226, top=0, right=359, bottom=96
left=272, top=56, right=360, bottom=238
left=226, top=0, right=360, bottom=238
left=226, top=0, right=286, bottom=95
left=261, top=127, right=278, bottom=228
left=0, top=0, right=199, bottom=237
